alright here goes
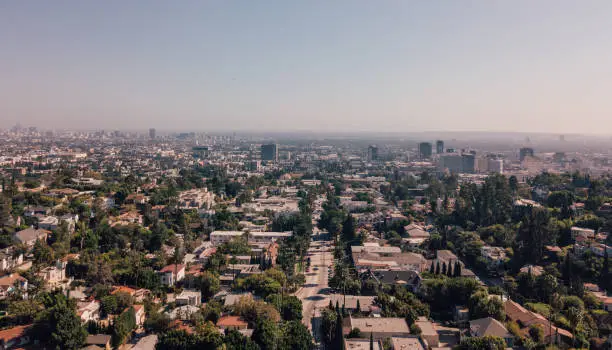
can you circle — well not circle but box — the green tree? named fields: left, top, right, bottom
left=347, top=328, right=362, bottom=338
left=252, top=318, right=280, bottom=350
left=0, top=195, right=13, bottom=228
left=31, top=294, right=86, bottom=350
left=320, top=309, right=337, bottom=345
left=334, top=309, right=344, bottom=350
left=516, top=207, right=556, bottom=264
left=601, top=249, right=610, bottom=292
left=112, top=308, right=137, bottom=348
left=454, top=261, right=462, bottom=277
left=200, top=271, right=220, bottom=301
left=100, top=295, right=119, bottom=316
left=529, top=324, right=544, bottom=344
left=224, top=329, right=260, bottom=350
left=279, top=320, right=314, bottom=350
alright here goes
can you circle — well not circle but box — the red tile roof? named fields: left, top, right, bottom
left=217, top=316, right=248, bottom=328
left=0, top=324, right=30, bottom=343
left=159, top=264, right=185, bottom=273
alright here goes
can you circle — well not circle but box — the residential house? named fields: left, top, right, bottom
left=0, top=325, right=31, bottom=350
left=247, top=231, right=292, bottom=245
left=37, top=259, right=72, bottom=290
left=344, top=338, right=383, bottom=350
left=345, top=317, right=411, bottom=339
left=125, top=193, right=148, bottom=205
left=165, top=305, right=200, bottom=320
left=85, top=334, right=112, bottom=350
left=519, top=265, right=544, bottom=277
left=109, top=286, right=150, bottom=303
left=217, top=316, right=249, bottom=331
left=480, top=246, right=506, bottom=271
left=0, top=248, right=23, bottom=272
left=176, top=289, right=202, bottom=306
left=390, top=336, right=427, bottom=350
left=0, top=273, right=28, bottom=299
left=403, top=224, right=430, bottom=246
left=178, top=188, right=215, bottom=210
left=504, top=300, right=573, bottom=345
left=210, top=231, right=245, bottom=247
left=469, top=317, right=514, bottom=347
left=415, top=317, right=439, bottom=347
left=133, top=304, right=146, bottom=327
left=326, top=295, right=376, bottom=315
left=77, top=300, right=101, bottom=323
left=224, top=293, right=253, bottom=308
left=13, top=227, right=50, bottom=247
left=37, top=215, right=59, bottom=231
left=370, top=270, right=422, bottom=293
left=158, top=264, right=185, bottom=287
left=571, top=227, right=595, bottom=241
left=436, top=250, right=460, bottom=266
left=23, top=205, right=50, bottom=217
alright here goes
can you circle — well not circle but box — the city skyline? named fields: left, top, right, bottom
left=2, top=1, right=612, bottom=133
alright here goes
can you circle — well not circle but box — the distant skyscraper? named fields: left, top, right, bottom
left=436, top=140, right=444, bottom=154
left=149, top=128, right=156, bottom=139
left=519, top=147, right=534, bottom=161
left=487, top=159, right=504, bottom=173
left=192, top=146, right=209, bottom=158
left=418, top=142, right=433, bottom=159
left=261, top=144, right=278, bottom=162
left=367, top=145, right=378, bottom=162
left=461, top=154, right=476, bottom=173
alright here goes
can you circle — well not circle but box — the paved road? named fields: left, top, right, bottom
left=294, top=239, right=332, bottom=344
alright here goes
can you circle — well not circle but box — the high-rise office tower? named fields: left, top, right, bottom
left=149, top=128, right=156, bottom=139
left=461, top=154, right=476, bottom=173
left=261, top=144, right=278, bottom=162
left=436, top=140, right=444, bottom=154
left=418, top=142, right=433, bottom=159
left=367, top=145, right=378, bottom=161
left=519, top=147, right=534, bottom=161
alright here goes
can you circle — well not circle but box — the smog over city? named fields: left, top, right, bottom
left=0, top=2, right=611, bottom=350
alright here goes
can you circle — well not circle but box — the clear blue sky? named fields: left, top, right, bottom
left=1, top=1, right=612, bottom=133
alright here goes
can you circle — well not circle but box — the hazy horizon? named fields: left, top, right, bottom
left=2, top=1, right=612, bottom=133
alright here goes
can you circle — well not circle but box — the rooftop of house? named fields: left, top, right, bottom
left=13, top=227, right=50, bottom=242
left=0, top=273, right=26, bottom=287
left=504, top=300, right=573, bottom=339
left=86, top=334, right=112, bottom=346
left=159, top=264, right=185, bottom=274
left=415, top=317, right=437, bottom=336
left=371, top=270, right=421, bottom=286
left=351, top=245, right=401, bottom=254
left=349, top=317, right=410, bottom=334
left=469, top=317, right=512, bottom=338
left=327, top=295, right=375, bottom=312
left=210, top=231, right=245, bottom=236
left=176, top=289, right=201, bottom=299
left=0, top=324, right=30, bottom=343
left=391, top=336, right=426, bottom=350
left=224, top=293, right=253, bottom=307
left=345, top=338, right=382, bottom=350
left=217, top=316, right=249, bottom=328
left=436, top=250, right=458, bottom=262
